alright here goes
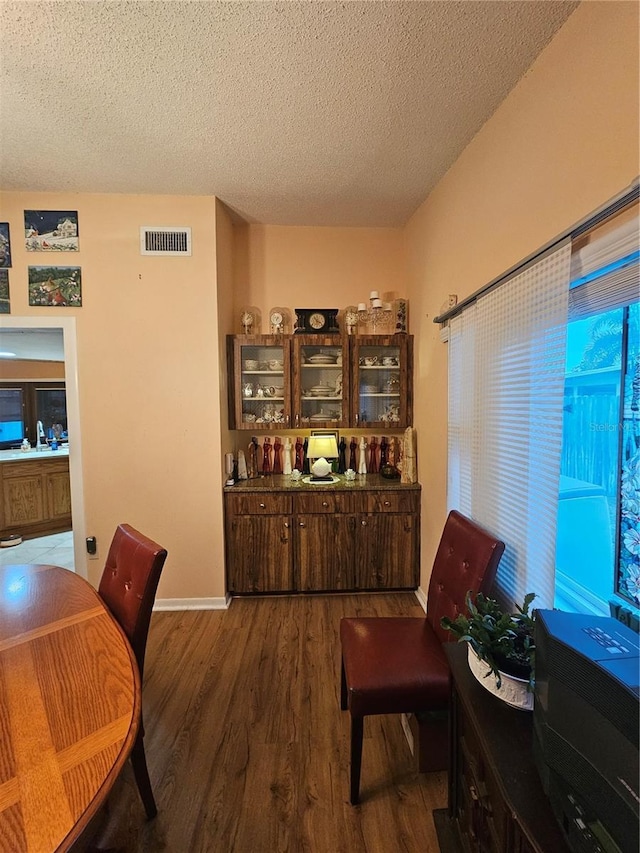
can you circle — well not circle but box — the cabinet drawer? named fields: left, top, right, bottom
left=225, top=493, right=292, bottom=515
left=294, top=492, right=353, bottom=514
left=365, top=492, right=419, bottom=513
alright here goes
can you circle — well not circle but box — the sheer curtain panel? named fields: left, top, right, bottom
left=448, top=241, right=572, bottom=609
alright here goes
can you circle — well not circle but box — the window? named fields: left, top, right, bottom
left=0, top=382, right=68, bottom=449
left=447, top=201, right=639, bottom=617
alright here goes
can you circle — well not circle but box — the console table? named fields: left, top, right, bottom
left=434, top=643, right=569, bottom=853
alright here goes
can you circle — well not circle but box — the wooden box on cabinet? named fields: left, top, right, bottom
left=0, top=457, right=72, bottom=538
left=434, top=643, right=570, bottom=853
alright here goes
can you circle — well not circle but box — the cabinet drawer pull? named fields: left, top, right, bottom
left=383, top=500, right=391, bottom=506
left=299, top=521, right=305, bottom=528
left=322, top=501, right=329, bottom=507
left=284, top=522, right=289, bottom=528
left=361, top=519, right=367, bottom=526
left=259, top=502, right=266, bottom=509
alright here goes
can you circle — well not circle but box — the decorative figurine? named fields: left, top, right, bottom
left=302, top=437, right=310, bottom=474
left=294, top=437, right=304, bottom=471
left=262, top=437, right=273, bottom=473
left=380, top=436, right=388, bottom=467
left=237, top=449, right=248, bottom=480
left=358, top=437, right=367, bottom=474
left=349, top=437, right=358, bottom=471
left=338, top=436, right=347, bottom=474
left=247, top=437, right=259, bottom=479
left=283, top=437, right=293, bottom=475
left=273, top=437, right=283, bottom=474
left=369, top=436, right=380, bottom=473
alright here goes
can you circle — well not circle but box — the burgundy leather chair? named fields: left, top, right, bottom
left=98, top=523, right=168, bottom=819
left=340, top=509, right=504, bottom=804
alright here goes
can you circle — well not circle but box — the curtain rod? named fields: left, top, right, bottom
left=433, top=179, right=640, bottom=325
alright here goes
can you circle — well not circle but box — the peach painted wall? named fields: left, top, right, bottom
left=404, top=1, right=640, bottom=591
left=0, top=192, right=225, bottom=601
left=233, top=225, right=405, bottom=322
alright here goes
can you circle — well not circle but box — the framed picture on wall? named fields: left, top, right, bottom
left=0, top=270, right=9, bottom=313
left=24, top=210, right=79, bottom=252
left=28, top=266, right=82, bottom=307
left=0, top=223, right=11, bottom=268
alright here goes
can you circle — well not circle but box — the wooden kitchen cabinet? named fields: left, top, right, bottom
left=224, top=492, right=293, bottom=593
left=291, top=335, right=350, bottom=429
left=0, top=456, right=72, bottom=538
left=227, top=335, right=292, bottom=430
left=227, top=333, right=412, bottom=431
left=351, top=334, right=413, bottom=429
left=295, top=490, right=355, bottom=591
left=223, top=477, right=420, bottom=595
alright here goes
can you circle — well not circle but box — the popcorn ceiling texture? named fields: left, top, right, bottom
left=0, top=1, right=578, bottom=226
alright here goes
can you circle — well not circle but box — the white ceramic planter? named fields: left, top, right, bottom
left=467, top=645, right=534, bottom=711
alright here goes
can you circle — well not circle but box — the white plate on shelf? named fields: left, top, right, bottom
left=307, top=354, right=336, bottom=365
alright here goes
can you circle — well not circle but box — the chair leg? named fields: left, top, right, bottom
left=350, top=715, right=364, bottom=805
left=131, top=731, right=157, bottom=820
left=340, top=658, right=348, bottom=710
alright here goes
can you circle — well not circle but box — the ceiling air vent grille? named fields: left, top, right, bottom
left=140, top=226, right=192, bottom=256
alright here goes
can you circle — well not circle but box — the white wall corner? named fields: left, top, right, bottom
left=414, top=586, right=428, bottom=612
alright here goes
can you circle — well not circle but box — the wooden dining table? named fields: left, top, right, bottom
left=0, top=563, right=141, bottom=852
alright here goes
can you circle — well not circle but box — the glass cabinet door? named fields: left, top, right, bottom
left=230, top=336, right=291, bottom=429
left=292, top=336, right=349, bottom=428
left=352, top=335, right=413, bottom=429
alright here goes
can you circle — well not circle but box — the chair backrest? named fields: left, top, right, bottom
left=426, top=510, right=505, bottom=644
left=98, top=523, right=167, bottom=680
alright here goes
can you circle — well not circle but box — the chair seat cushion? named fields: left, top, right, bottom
left=340, top=617, right=450, bottom=718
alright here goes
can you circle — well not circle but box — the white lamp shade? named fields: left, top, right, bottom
left=307, top=435, right=339, bottom=477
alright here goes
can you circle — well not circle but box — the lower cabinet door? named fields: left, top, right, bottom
left=2, top=473, right=45, bottom=527
left=354, top=514, right=418, bottom=589
left=46, top=470, right=72, bottom=521
left=226, top=516, right=293, bottom=593
left=296, top=514, right=355, bottom=591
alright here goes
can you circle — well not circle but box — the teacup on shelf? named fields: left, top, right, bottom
left=268, top=360, right=283, bottom=371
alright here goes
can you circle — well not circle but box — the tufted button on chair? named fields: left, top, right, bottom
left=340, top=509, right=504, bottom=804
left=98, top=524, right=168, bottom=819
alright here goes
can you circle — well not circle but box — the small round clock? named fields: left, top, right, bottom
left=268, top=307, right=290, bottom=334
left=309, top=312, right=326, bottom=330
left=240, top=306, right=261, bottom=335
left=345, top=305, right=358, bottom=335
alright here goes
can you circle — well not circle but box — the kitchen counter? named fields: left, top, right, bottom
left=0, top=446, right=70, bottom=462
left=223, top=472, right=419, bottom=493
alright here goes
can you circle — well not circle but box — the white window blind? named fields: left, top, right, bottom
left=569, top=215, right=639, bottom=319
left=448, top=241, right=572, bottom=610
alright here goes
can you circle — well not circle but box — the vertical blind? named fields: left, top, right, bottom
left=448, top=241, right=572, bottom=609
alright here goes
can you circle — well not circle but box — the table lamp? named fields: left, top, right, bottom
left=307, top=434, right=339, bottom=481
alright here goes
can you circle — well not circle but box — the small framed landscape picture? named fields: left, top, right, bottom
left=0, top=223, right=11, bottom=267
left=0, top=270, right=9, bottom=313
left=25, top=210, right=79, bottom=252
left=28, top=266, right=82, bottom=307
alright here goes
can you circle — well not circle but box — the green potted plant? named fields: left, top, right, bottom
left=441, top=591, right=536, bottom=705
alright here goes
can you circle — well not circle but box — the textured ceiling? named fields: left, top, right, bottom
left=0, top=1, right=579, bottom=226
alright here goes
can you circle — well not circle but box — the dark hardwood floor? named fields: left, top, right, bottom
left=96, top=593, right=447, bottom=852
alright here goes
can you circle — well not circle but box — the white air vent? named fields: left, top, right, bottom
left=140, top=226, right=192, bottom=256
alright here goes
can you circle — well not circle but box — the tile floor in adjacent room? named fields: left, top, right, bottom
left=0, top=530, right=75, bottom=570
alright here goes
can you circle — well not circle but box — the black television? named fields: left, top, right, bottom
left=533, top=609, right=640, bottom=853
